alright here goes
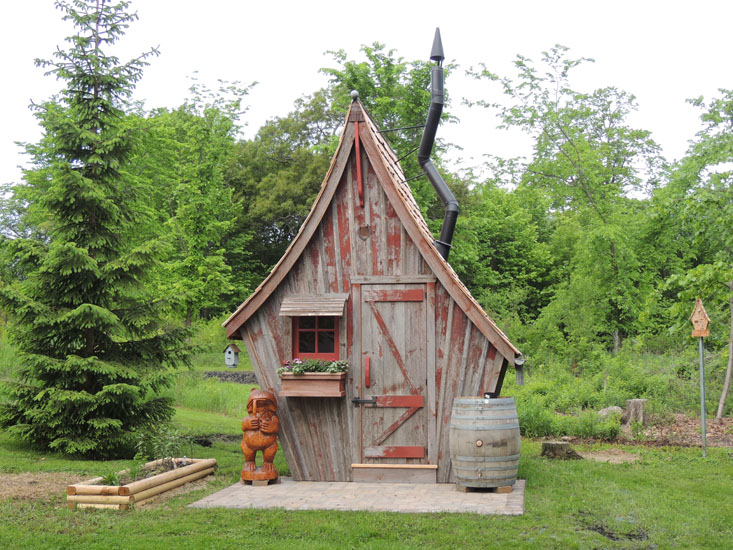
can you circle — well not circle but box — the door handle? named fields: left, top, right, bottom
left=352, top=396, right=377, bottom=406
left=365, top=356, right=371, bottom=388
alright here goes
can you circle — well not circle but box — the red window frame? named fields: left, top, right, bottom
left=293, top=316, right=339, bottom=361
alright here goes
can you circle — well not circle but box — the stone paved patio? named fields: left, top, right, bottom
left=189, top=478, right=525, bottom=515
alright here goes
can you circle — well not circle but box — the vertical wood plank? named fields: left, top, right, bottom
left=364, top=155, right=377, bottom=276
left=471, top=337, right=490, bottom=397
left=345, top=155, right=360, bottom=277
left=320, top=205, right=339, bottom=293
left=435, top=295, right=454, bottom=475
left=483, top=347, right=504, bottom=394
left=351, top=282, right=363, bottom=467
left=426, top=281, right=437, bottom=465
left=456, top=320, right=473, bottom=398
left=331, top=196, right=344, bottom=293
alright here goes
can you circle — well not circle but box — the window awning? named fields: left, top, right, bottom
left=279, top=293, right=349, bottom=317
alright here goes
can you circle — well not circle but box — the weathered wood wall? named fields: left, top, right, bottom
left=240, top=134, right=509, bottom=482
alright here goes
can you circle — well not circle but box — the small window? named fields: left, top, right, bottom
left=294, top=316, right=339, bottom=361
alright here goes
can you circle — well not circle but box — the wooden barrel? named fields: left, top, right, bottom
left=449, top=397, right=521, bottom=488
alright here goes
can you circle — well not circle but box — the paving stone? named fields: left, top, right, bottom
left=189, top=478, right=525, bottom=515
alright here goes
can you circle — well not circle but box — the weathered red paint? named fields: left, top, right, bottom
left=308, top=234, right=320, bottom=275
left=335, top=188, right=352, bottom=293
left=375, top=395, right=425, bottom=408
left=365, top=355, right=371, bottom=388
left=368, top=163, right=384, bottom=276
left=365, top=445, right=425, bottom=459
left=355, top=121, right=364, bottom=208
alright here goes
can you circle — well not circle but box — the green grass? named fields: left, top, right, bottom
left=165, top=371, right=256, bottom=418
left=0, top=436, right=730, bottom=549
left=172, top=407, right=242, bottom=436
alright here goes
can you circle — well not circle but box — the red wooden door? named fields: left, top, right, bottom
left=359, top=284, right=428, bottom=463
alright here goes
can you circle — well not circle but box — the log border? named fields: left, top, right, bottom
left=66, top=458, right=217, bottom=510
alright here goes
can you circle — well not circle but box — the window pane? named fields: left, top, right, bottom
left=298, top=331, right=315, bottom=353
left=318, top=330, right=335, bottom=353
left=299, top=317, right=316, bottom=329
left=318, top=316, right=335, bottom=329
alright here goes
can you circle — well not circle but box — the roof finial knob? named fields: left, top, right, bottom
left=350, top=90, right=359, bottom=101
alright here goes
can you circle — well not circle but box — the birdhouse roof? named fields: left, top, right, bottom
left=690, top=298, right=711, bottom=326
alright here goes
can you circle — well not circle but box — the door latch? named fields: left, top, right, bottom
left=351, top=396, right=377, bottom=406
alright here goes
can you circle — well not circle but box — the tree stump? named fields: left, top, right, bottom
left=541, top=441, right=583, bottom=460
left=622, top=399, right=648, bottom=426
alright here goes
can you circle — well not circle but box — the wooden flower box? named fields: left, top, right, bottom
left=66, top=457, right=217, bottom=510
left=279, top=372, right=347, bottom=397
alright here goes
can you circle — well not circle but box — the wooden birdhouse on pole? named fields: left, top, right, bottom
left=690, top=298, right=710, bottom=457
left=690, top=298, right=711, bottom=338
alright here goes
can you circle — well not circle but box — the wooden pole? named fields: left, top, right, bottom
left=699, top=337, right=707, bottom=458
left=67, top=494, right=132, bottom=505
left=67, top=484, right=122, bottom=496
left=120, top=458, right=216, bottom=496
left=132, top=467, right=215, bottom=504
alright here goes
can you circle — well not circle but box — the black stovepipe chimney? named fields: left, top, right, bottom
left=418, top=27, right=458, bottom=261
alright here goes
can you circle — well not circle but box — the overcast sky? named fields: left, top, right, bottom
left=1, top=0, right=731, bottom=186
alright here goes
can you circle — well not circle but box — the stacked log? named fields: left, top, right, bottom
left=66, top=458, right=216, bottom=510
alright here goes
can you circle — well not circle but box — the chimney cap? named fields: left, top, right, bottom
left=430, top=28, right=444, bottom=62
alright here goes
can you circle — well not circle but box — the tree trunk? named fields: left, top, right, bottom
left=622, top=399, right=648, bottom=426
left=715, top=281, right=733, bottom=423
left=613, top=330, right=621, bottom=354
left=541, top=441, right=583, bottom=460
left=185, top=307, right=193, bottom=343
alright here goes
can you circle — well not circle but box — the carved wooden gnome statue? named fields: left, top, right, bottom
left=241, top=388, right=280, bottom=483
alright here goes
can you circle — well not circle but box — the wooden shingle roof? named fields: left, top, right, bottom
left=224, top=100, right=520, bottom=364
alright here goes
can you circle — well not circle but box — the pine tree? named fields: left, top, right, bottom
left=0, top=0, right=189, bottom=457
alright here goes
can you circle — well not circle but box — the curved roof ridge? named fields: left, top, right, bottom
left=224, top=99, right=519, bottom=362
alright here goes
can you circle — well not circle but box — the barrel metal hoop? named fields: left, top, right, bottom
left=449, top=423, right=520, bottom=431
left=454, top=398, right=515, bottom=405
left=453, top=471, right=518, bottom=480
left=454, top=453, right=521, bottom=462
left=453, top=464, right=518, bottom=472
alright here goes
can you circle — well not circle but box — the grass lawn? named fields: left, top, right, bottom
left=1, top=423, right=730, bottom=549
left=1, top=341, right=730, bottom=548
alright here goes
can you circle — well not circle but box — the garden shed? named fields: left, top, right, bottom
left=224, top=97, right=521, bottom=483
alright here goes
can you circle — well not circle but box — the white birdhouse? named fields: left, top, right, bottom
left=224, top=344, right=241, bottom=368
